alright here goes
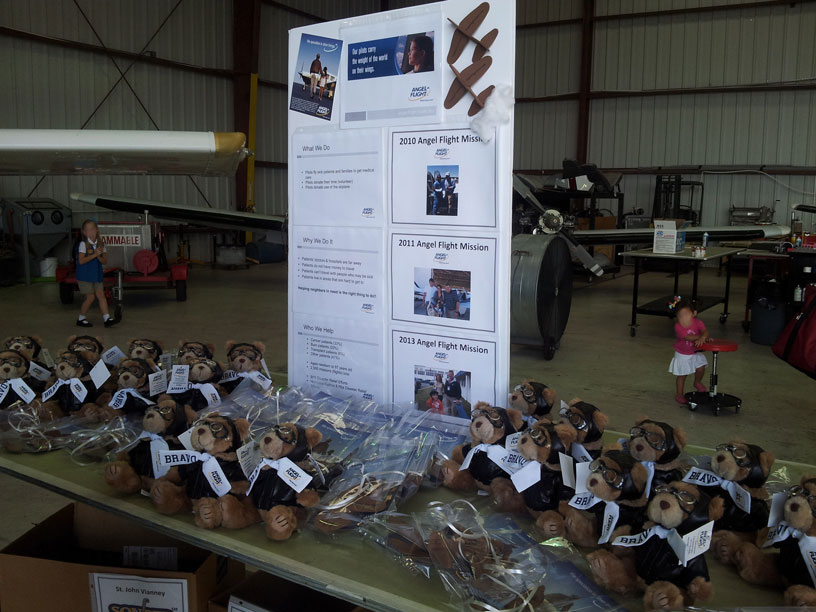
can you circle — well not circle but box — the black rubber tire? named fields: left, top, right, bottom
left=175, top=280, right=187, bottom=302
left=59, top=283, right=74, bottom=304
left=719, top=313, right=728, bottom=324
left=543, top=343, right=556, bottom=361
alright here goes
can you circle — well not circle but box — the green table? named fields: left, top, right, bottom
left=0, top=432, right=808, bottom=611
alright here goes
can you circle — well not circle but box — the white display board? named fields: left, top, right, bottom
left=288, top=0, right=515, bottom=416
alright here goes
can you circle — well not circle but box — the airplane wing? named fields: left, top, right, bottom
left=794, top=204, right=816, bottom=214
left=71, top=193, right=285, bottom=232
left=0, top=130, right=249, bottom=176
left=572, top=224, right=790, bottom=245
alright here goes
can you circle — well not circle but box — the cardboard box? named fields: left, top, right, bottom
left=577, top=216, right=617, bottom=263
left=208, top=571, right=363, bottom=612
left=653, top=219, right=687, bottom=253
left=0, top=503, right=244, bottom=612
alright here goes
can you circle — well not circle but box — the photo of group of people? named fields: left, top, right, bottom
left=414, top=367, right=471, bottom=418
left=426, top=165, right=458, bottom=216
left=413, top=268, right=471, bottom=320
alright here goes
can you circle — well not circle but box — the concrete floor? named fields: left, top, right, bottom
left=1, top=261, right=814, bottom=548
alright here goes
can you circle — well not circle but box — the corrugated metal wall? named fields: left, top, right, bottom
left=3, top=0, right=814, bottom=246
left=0, top=0, right=235, bottom=261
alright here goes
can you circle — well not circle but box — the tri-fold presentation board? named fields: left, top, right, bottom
left=287, top=0, right=515, bottom=421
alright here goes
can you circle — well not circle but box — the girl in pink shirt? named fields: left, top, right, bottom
left=668, top=299, right=709, bottom=404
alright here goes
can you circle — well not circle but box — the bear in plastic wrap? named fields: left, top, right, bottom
left=3, top=335, right=50, bottom=392
left=40, top=350, right=100, bottom=418
left=0, top=350, right=36, bottom=409
left=442, top=402, right=527, bottom=513
left=127, top=338, right=163, bottom=362
left=508, top=381, right=556, bottom=425
left=559, top=399, right=609, bottom=462
left=683, top=440, right=774, bottom=565
left=627, top=418, right=688, bottom=494
left=226, top=422, right=322, bottom=539
left=587, top=481, right=723, bottom=610
left=562, top=449, right=651, bottom=547
left=219, top=341, right=270, bottom=394
left=732, top=476, right=816, bottom=607
left=149, top=412, right=252, bottom=529
left=166, top=357, right=226, bottom=412
left=91, top=357, right=156, bottom=420
left=67, top=335, right=104, bottom=365
left=104, top=396, right=196, bottom=494
left=513, top=419, right=577, bottom=537
left=176, top=340, right=215, bottom=365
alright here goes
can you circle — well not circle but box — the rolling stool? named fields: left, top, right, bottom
left=685, top=339, right=741, bottom=416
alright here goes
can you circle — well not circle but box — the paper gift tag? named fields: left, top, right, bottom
left=12, top=379, right=36, bottom=404
left=101, top=345, right=127, bottom=367
left=158, top=352, right=174, bottom=372
left=89, top=359, right=111, bottom=389
left=171, top=364, right=189, bottom=386
left=177, top=427, right=194, bottom=451
left=275, top=457, right=312, bottom=493
left=569, top=491, right=599, bottom=510
left=768, top=491, right=787, bottom=529
left=560, top=400, right=569, bottom=412
left=511, top=460, right=541, bottom=492
left=574, top=460, right=592, bottom=493
left=504, top=432, right=522, bottom=451
left=28, top=361, right=51, bottom=381
left=560, top=452, right=576, bottom=489
left=237, top=441, right=262, bottom=479
left=149, top=369, right=168, bottom=396
left=201, top=455, right=232, bottom=497
left=40, top=348, right=54, bottom=368
left=669, top=520, right=714, bottom=566
left=248, top=371, right=273, bottom=390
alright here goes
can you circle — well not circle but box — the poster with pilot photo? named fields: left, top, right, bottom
left=391, top=233, right=495, bottom=332
left=391, top=127, right=496, bottom=227
left=290, top=33, right=343, bottom=121
left=340, top=11, right=443, bottom=128
left=392, top=329, right=496, bottom=414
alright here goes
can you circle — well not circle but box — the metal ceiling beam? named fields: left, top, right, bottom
left=576, top=0, right=595, bottom=164
left=0, top=25, right=233, bottom=80
left=260, top=0, right=326, bottom=23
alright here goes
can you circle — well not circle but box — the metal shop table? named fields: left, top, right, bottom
left=0, top=433, right=809, bottom=611
left=624, top=247, right=744, bottom=336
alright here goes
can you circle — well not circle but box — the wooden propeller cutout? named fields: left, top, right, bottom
left=447, top=2, right=490, bottom=64
left=444, top=56, right=492, bottom=110
left=445, top=2, right=498, bottom=116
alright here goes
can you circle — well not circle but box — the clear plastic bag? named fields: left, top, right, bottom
left=414, top=501, right=631, bottom=612
left=0, top=401, right=95, bottom=454
left=358, top=512, right=433, bottom=579
left=65, top=416, right=141, bottom=465
left=309, top=424, right=438, bottom=534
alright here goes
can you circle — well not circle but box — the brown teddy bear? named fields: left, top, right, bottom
left=0, top=349, right=37, bottom=409
left=91, top=357, right=156, bottom=420
left=627, top=418, right=688, bottom=495
left=508, top=380, right=556, bottom=424
left=40, top=350, right=100, bottom=418
left=127, top=338, right=163, bottom=362
left=176, top=340, right=215, bottom=365
left=732, top=476, right=816, bottom=607
left=229, top=423, right=322, bottom=539
left=588, top=481, right=724, bottom=610
left=3, top=335, right=50, bottom=392
left=67, top=335, right=104, bottom=365
left=512, top=419, right=578, bottom=537
left=104, top=396, right=197, bottom=494
left=219, top=341, right=271, bottom=394
left=684, top=441, right=774, bottom=565
left=441, top=402, right=527, bottom=513
left=560, top=399, right=609, bottom=462
left=149, top=412, right=251, bottom=529
left=562, top=449, right=651, bottom=547
left=166, top=357, right=226, bottom=412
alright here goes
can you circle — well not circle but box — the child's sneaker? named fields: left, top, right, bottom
left=694, top=381, right=707, bottom=392
left=675, top=394, right=688, bottom=404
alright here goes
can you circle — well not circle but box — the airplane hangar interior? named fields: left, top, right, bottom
left=1, top=1, right=816, bottom=611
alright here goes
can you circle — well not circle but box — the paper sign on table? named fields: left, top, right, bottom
left=89, top=573, right=187, bottom=612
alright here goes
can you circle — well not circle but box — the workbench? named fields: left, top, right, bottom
left=0, top=434, right=808, bottom=611
left=624, top=247, right=744, bottom=336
